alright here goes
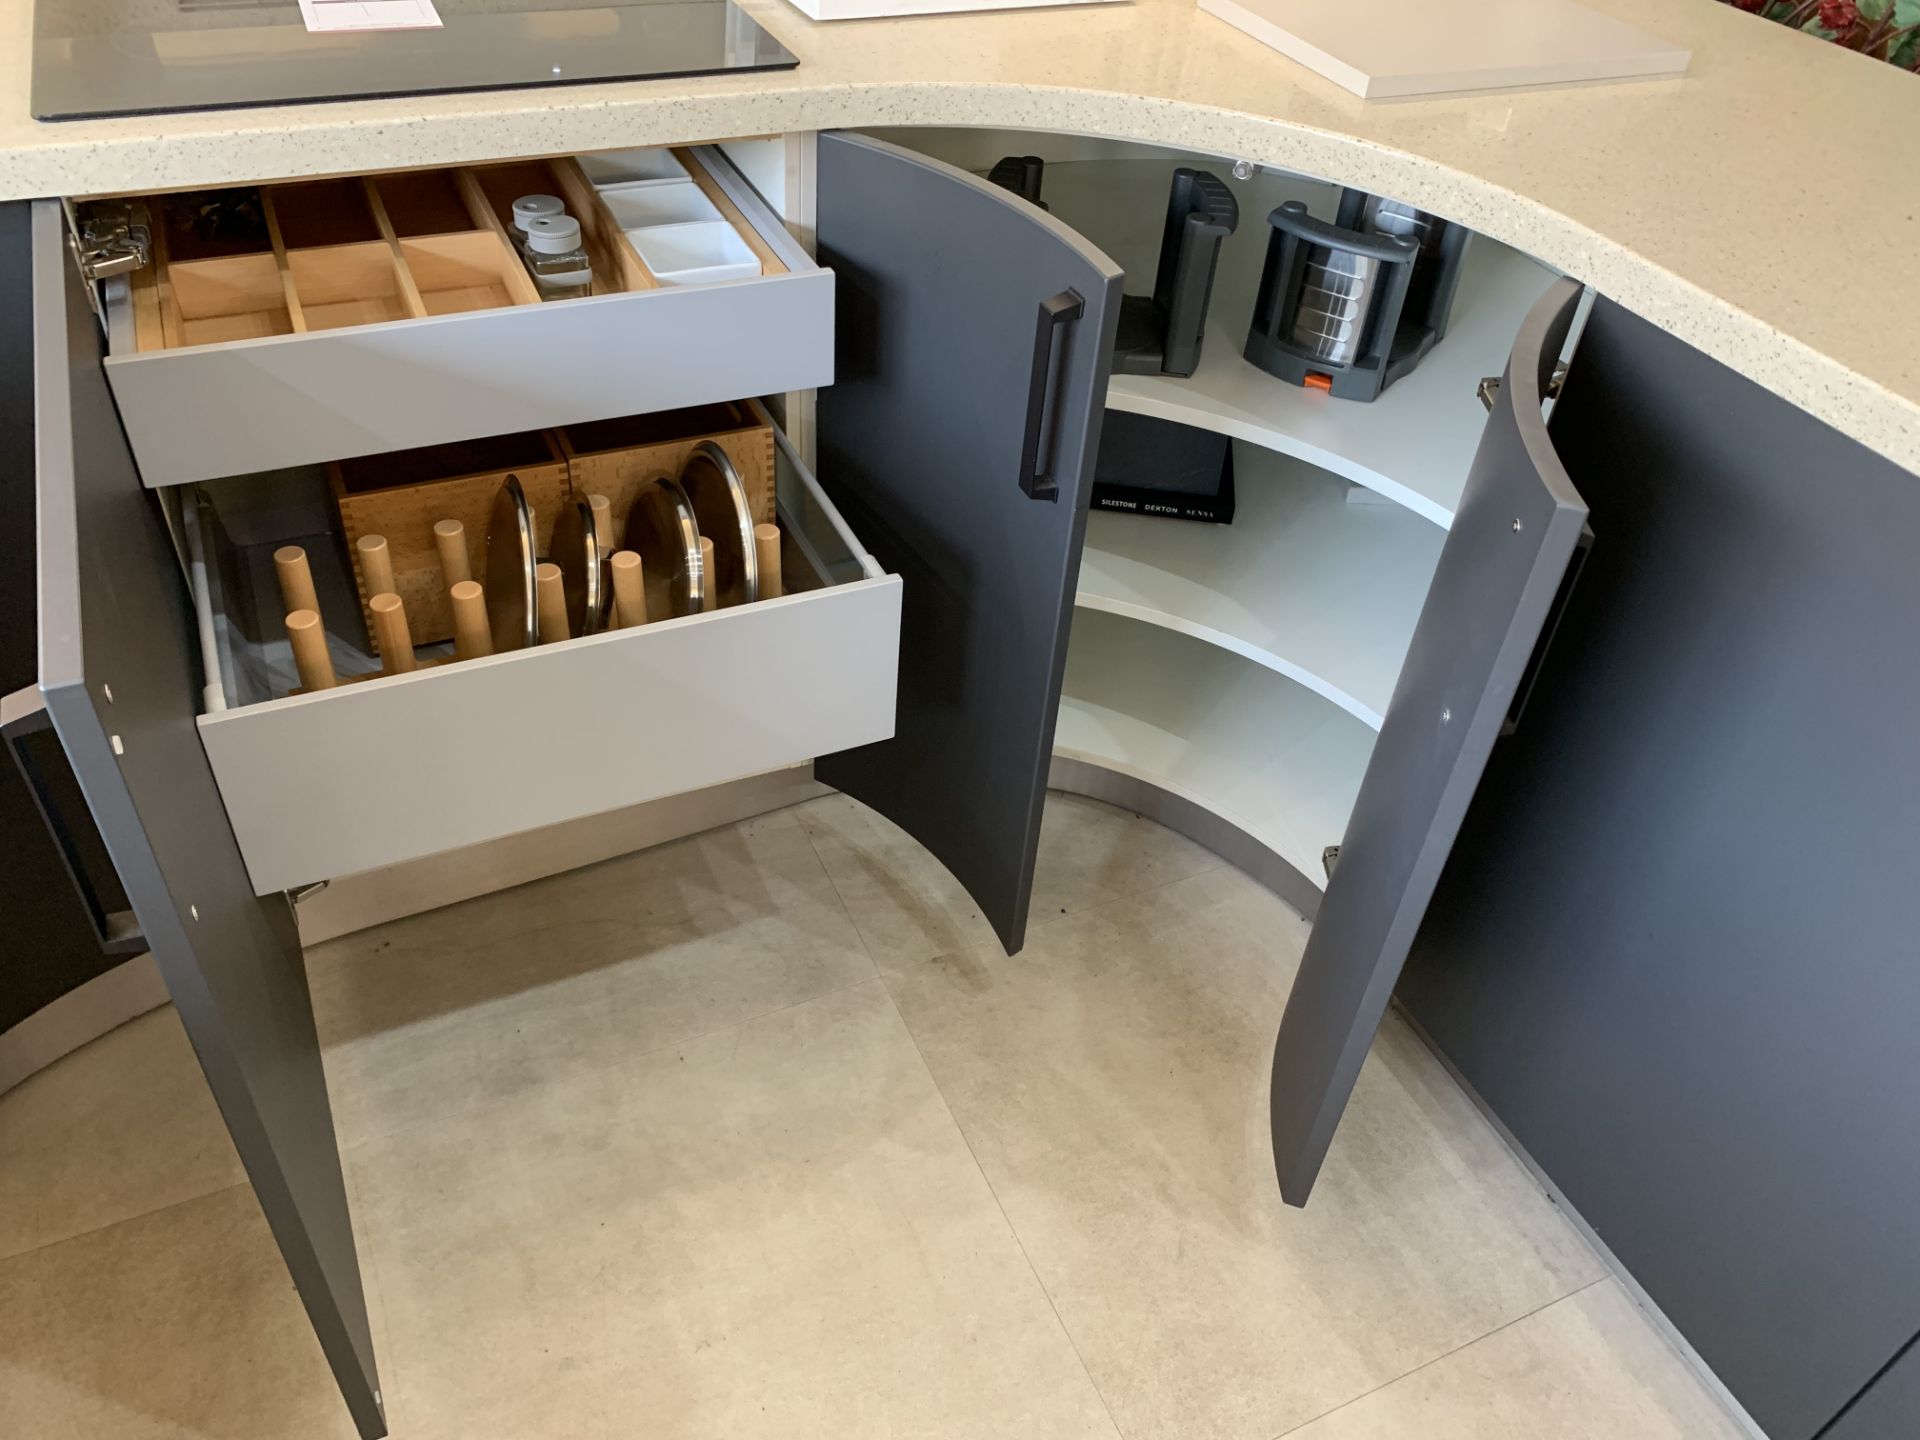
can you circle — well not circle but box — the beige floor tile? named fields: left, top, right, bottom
left=348, top=980, right=1119, bottom=1440
left=886, top=868, right=1605, bottom=1440
left=0, top=1006, right=244, bottom=1261
left=306, top=808, right=876, bottom=1147
left=1027, top=790, right=1224, bottom=920
left=798, top=790, right=1219, bottom=970
left=1283, top=1280, right=1748, bottom=1439
left=0, top=1183, right=361, bottom=1440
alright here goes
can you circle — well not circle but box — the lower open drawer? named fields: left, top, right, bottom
left=192, top=416, right=900, bottom=895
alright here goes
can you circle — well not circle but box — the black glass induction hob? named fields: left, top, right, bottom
left=33, top=0, right=798, bottom=121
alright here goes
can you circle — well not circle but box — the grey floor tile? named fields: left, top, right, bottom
left=798, top=790, right=1219, bottom=971
left=306, top=807, right=876, bottom=1147
left=10, top=797, right=1741, bottom=1440
left=1282, top=1280, right=1748, bottom=1439
left=885, top=866, right=1605, bottom=1440
left=348, top=980, right=1120, bottom=1440
left=0, top=1006, right=245, bottom=1261
left=0, top=1183, right=360, bottom=1440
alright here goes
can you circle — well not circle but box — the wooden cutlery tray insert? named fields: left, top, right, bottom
left=122, top=149, right=772, bottom=352
left=90, top=145, right=831, bottom=489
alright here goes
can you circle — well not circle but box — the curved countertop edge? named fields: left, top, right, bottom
left=6, top=6, right=1916, bottom=477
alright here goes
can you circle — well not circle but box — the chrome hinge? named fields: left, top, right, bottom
left=1476, top=361, right=1570, bottom=414
left=66, top=199, right=152, bottom=282
left=289, top=879, right=331, bottom=905
left=1322, top=844, right=1340, bottom=881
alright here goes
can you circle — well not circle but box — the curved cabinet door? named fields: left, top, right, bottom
left=30, top=203, right=384, bottom=1438
left=813, top=131, right=1123, bottom=955
left=1270, top=278, right=1589, bottom=1206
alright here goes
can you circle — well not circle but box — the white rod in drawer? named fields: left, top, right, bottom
left=434, top=519, right=471, bottom=588
left=184, top=492, right=229, bottom=713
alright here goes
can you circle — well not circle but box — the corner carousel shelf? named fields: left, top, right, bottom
left=1033, top=157, right=1561, bottom=527
left=1055, top=609, right=1376, bottom=892
left=1076, top=445, right=1442, bottom=729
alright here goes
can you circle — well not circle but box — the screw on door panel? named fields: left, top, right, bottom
left=1440, top=707, right=1452, bottom=725
left=1512, top=518, right=1523, bottom=532
left=103, top=683, right=113, bottom=703
left=190, top=905, right=199, bottom=921
left=1232, top=159, right=1255, bottom=181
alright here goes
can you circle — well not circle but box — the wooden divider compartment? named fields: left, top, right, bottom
left=117, top=150, right=780, bottom=351
left=128, top=191, right=290, bottom=348
left=468, top=156, right=655, bottom=295
left=558, top=401, right=776, bottom=529
left=90, top=146, right=836, bottom=488
left=329, top=430, right=572, bottom=646
left=126, top=166, right=552, bottom=350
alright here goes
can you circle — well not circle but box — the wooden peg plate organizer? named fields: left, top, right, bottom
left=328, top=402, right=775, bottom=646
left=329, top=431, right=573, bottom=645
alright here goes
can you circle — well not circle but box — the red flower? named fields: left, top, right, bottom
left=1819, top=0, right=1859, bottom=32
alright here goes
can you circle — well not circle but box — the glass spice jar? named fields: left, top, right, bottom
left=523, top=215, right=594, bottom=301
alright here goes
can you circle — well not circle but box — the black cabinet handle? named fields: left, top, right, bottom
left=2, top=685, right=145, bottom=957
left=1019, top=289, right=1085, bottom=502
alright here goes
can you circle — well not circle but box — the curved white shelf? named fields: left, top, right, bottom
left=1033, top=157, right=1561, bottom=527
left=1076, top=445, right=1442, bottom=729
left=1057, top=609, right=1375, bottom=890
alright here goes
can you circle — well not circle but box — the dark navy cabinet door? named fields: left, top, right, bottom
left=30, top=202, right=385, bottom=1438
left=1269, top=278, right=1590, bottom=1206
left=814, top=131, right=1123, bottom=955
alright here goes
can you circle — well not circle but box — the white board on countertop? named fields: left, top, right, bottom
left=783, top=0, right=1118, bottom=18
left=1197, top=0, right=1690, bottom=99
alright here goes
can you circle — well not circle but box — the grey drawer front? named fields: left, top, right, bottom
left=200, top=571, right=900, bottom=894
left=197, top=427, right=900, bottom=895
left=103, top=148, right=832, bottom=487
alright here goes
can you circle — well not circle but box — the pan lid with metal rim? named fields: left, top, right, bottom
left=547, top=496, right=604, bottom=637
left=485, top=475, right=537, bottom=652
left=679, top=441, right=759, bottom=609
left=621, top=473, right=705, bottom=619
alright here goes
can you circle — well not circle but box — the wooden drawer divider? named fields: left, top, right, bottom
left=111, top=148, right=803, bottom=353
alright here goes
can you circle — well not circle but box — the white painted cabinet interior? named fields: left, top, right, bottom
left=884, top=129, right=1570, bottom=901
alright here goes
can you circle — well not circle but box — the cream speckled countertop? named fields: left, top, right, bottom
left=2, top=0, right=1916, bottom=472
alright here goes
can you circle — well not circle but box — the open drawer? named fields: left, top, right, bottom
left=85, top=146, right=833, bottom=488
left=189, top=408, right=900, bottom=895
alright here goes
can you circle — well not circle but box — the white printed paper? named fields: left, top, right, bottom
left=297, top=0, right=443, bottom=34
